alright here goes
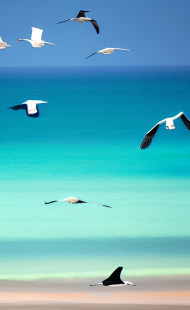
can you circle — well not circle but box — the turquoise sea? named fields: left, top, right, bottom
left=0, top=67, right=190, bottom=280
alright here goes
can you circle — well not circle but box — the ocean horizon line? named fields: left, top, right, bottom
left=1, top=65, right=190, bottom=72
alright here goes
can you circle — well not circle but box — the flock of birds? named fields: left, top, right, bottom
left=4, top=9, right=190, bottom=149
left=3, top=9, right=190, bottom=288
left=8, top=99, right=190, bottom=150
left=1, top=10, right=133, bottom=59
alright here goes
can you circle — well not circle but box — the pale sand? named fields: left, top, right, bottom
left=0, top=305, right=189, bottom=310
left=0, top=276, right=189, bottom=308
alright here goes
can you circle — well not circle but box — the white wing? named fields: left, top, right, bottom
left=24, top=100, right=47, bottom=105
left=0, top=36, right=3, bottom=42
left=113, top=48, right=133, bottom=52
left=31, top=27, right=43, bottom=42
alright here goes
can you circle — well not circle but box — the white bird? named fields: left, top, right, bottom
left=45, top=196, right=112, bottom=208
left=85, top=47, right=133, bottom=59
left=17, top=27, right=55, bottom=47
left=90, top=267, right=136, bottom=287
left=140, top=112, right=190, bottom=150
left=57, top=10, right=99, bottom=34
left=8, top=100, right=47, bottom=118
left=0, top=36, right=12, bottom=49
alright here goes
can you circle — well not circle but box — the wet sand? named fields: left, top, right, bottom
left=0, top=276, right=189, bottom=308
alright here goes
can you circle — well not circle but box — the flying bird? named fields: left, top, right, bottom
left=57, top=10, right=99, bottom=34
left=90, top=267, right=136, bottom=287
left=45, top=196, right=112, bottom=208
left=0, top=36, right=12, bottom=49
left=140, top=112, right=190, bottom=150
left=17, top=27, right=55, bottom=47
left=85, top=47, right=133, bottom=59
left=8, top=100, right=47, bottom=118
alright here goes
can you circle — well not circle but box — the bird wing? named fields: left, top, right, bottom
left=56, top=19, right=71, bottom=24
left=76, top=10, right=87, bottom=18
left=180, top=113, right=190, bottom=130
left=102, top=204, right=112, bottom=208
left=45, top=200, right=58, bottom=204
left=125, top=281, right=135, bottom=286
left=0, top=37, right=3, bottom=42
left=90, top=20, right=99, bottom=34
left=85, top=51, right=98, bottom=59
left=102, top=267, right=124, bottom=286
left=113, top=48, right=133, bottom=52
left=25, top=100, right=47, bottom=105
left=140, top=123, right=160, bottom=150
left=31, top=27, right=43, bottom=42
left=8, top=104, right=27, bottom=110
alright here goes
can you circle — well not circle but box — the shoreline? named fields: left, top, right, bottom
left=0, top=276, right=189, bottom=306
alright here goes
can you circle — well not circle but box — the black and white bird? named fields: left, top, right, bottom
left=85, top=47, right=133, bottom=59
left=140, top=112, right=190, bottom=150
left=8, top=100, right=47, bottom=118
left=45, top=196, right=112, bottom=208
left=0, top=36, right=12, bottom=49
left=90, top=267, right=136, bottom=287
left=57, top=10, right=99, bottom=34
left=17, top=27, right=55, bottom=47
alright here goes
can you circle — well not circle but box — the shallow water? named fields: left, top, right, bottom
left=0, top=67, right=190, bottom=279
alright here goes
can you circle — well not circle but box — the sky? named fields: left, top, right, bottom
left=0, top=0, right=190, bottom=67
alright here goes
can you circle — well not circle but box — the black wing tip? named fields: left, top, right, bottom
left=140, top=134, right=150, bottom=150
left=56, top=19, right=70, bottom=24
left=45, top=200, right=58, bottom=204
left=77, top=200, right=87, bottom=203
left=90, top=20, right=99, bottom=34
left=181, top=113, right=190, bottom=130
left=85, top=52, right=97, bottom=59
left=140, top=124, right=159, bottom=150
left=102, top=204, right=112, bottom=208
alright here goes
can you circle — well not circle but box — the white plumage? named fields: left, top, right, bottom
left=31, top=27, right=43, bottom=42
left=8, top=100, right=47, bottom=118
left=85, top=47, right=133, bottom=59
left=17, top=27, right=55, bottom=48
left=45, top=196, right=112, bottom=208
left=140, top=112, right=190, bottom=150
left=57, top=10, right=99, bottom=34
left=0, top=36, right=12, bottom=49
